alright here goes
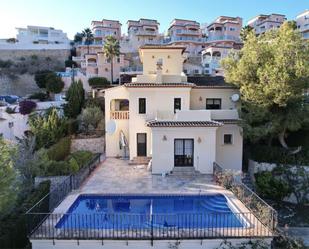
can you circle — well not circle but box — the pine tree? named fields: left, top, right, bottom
left=221, top=22, right=309, bottom=151
left=64, top=80, right=85, bottom=118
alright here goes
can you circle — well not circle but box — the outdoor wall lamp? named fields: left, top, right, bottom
left=163, top=135, right=167, bottom=141
left=199, top=96, right=203, bottom=101
left=197, top=137, right=202, bottom=143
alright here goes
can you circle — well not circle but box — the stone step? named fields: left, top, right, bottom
left=129, top=157, right=152, bottom=165
left=171, top=167, right=200, bottom=175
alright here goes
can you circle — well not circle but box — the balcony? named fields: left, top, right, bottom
left=207, top=35, right=241, bottom=42
left=169, top=36, right=207, bottom=43
left=120, top=66, right=143, bottom=73
left=87, top=62, right=97, bottom=67
left=176, top=30, right=201, bottom=35
left=110, top=111, right=129, bottom=120
left=72, top=56, right=84, bottom=62
left=135, top=30, right=157, bottom=36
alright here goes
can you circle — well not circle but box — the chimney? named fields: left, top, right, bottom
left=156, top=58, right=163, bottom=83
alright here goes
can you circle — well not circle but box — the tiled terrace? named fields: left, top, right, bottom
left=30, top=158, right=274, bottom=240
left=55, top=158, right=231, bottom=213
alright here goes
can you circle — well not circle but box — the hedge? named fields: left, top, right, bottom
left=43, top=150, right=94, bottom=176
left=47, top=137, right=71, bottom=161
left=88, top=77, right=110, bottom=87
left=69, top=151, right=94, bottom=168
left=0, top=181, right=50, bottom=248
left=29, top=92, right=48, bottom=101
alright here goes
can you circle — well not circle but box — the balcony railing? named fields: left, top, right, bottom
left=87, top=62, right=97, bottom=67
left=120, top=66, right=143, bottom=73
left=134, top=30, right=157, bottom=36
left=207, top=35, right=241, bottom=42
left=110, top=111, right=129, bottom=119
left=169, top=37, right=207, bottom=43
left=176, top=30, right=201, bottom=35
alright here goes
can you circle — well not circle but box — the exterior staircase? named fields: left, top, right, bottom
left=241, top=173, right=255, bottom=190
left=171, top=167, right=201, bottom=176
left=129, top=157, right=152, bottom=165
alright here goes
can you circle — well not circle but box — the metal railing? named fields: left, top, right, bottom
left=27, top=210, right=273, bottom=240
left=213, top=162, right=277, bottom=234
left=26, top=154, right=101, bottom=236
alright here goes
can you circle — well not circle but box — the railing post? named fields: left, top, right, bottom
left=70, top=174, right=74, bottom=190
left=150, top=213, right=154, bottom=246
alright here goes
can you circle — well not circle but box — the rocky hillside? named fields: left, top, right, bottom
left=0, top=49, right=70, bottom=96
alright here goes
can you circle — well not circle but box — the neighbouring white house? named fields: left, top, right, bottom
left=296, top=10, right=309, bottom=40
left=0, top=101, right=65, bottom=142
left=16, top=25, right=70, bottom=45
left=0, top=25, right=71, bottom=50
left=104, top=45, right=243, bottom=174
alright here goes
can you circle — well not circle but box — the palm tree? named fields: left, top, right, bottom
left=103, top=36, right=120, bottom=84
left=81, top=28, right=94, bottom=55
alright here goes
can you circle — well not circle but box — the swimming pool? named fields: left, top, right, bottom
left=56, top=194, right=245, bottom=229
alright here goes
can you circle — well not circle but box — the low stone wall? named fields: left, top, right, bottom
left=71, top=136, right=105, bottom=154
left=0, top=49, right=70, bottom=61
left=35, top=176, right=68, bottom=190
left=248, top=159, right=309, bottom=204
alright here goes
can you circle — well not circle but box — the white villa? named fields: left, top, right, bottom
left=28, top=46, right=276, bottom=249
left=105, top=45, right=242, bottom=174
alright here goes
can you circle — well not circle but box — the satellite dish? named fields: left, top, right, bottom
left=106, top=120, right=117, bottom=134
left=231, top=94, right=240, bottom=102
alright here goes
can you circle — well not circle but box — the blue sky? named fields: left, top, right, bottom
left=1, top=0, right=308, bottom=39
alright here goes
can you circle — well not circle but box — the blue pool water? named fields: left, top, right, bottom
left=56, top=194, right=244, bottom=229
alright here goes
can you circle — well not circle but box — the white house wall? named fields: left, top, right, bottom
left=31, top=238, right=271, bottom=249
left=105, top=86, right=130, bottom=157
left=216, top=124, right=243, bottom=172
left=190, top=88, right=239, bottom=110
left=128, top=87, right=191, bottom=160
left=151, top=127, right=217, bottom=174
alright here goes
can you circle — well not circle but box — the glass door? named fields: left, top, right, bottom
left=174, top=139, right=194, bottom=167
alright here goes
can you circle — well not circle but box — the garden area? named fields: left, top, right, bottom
left=220, top=22, right=309, bottom=248
left=0, top=77, right=105, bottom=248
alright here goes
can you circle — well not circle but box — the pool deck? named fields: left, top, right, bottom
left=31, top=158, right=274, bottom=239
left=55, top=158, right=233, bottom=213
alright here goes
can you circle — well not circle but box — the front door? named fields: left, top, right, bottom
left=137, top=133, right=147, bottom=156
left=174, top=139, right=194, bottom=167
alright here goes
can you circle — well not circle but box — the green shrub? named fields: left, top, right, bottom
left=0, top=180, right=50, bottom=248
left=5, top=106, right=16, bottom=114
left=68, top=157, right=79, bottom=173
left=29, top=92, right=48, bottom=101
left=45, top=161, right=71, bottom=176
left=88, top=77, right=110, bottom=87
left=69, top=150, right=94, bottom=168
left=47, top=137, right=71, bottom=161
left=78, top=106, right=103, bottom=131
left=64, top=80, right=85, bottom=118
left=34, top=70, right=53, bottom=88
left=67, top=119, right=79, bottom=135
left=28, top=108, right=68, bottom=149
left=45, top=72, right=64, bottom=94
left=255, top=171, right=291, bottom=202
left=65, top=59, right=77, bottom=68
left=84, top=97, right=105, bottom=111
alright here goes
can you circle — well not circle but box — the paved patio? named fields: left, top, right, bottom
left=36, top=158, right=273, bottom=239
left=55, top=158, right=231, bottom=213
left=80, top=158, right=223, bottom=194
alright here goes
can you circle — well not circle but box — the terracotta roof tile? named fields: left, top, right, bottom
left=124, top=82, right=195, bottom=88
left=147, top=120, right=223, bottom=127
